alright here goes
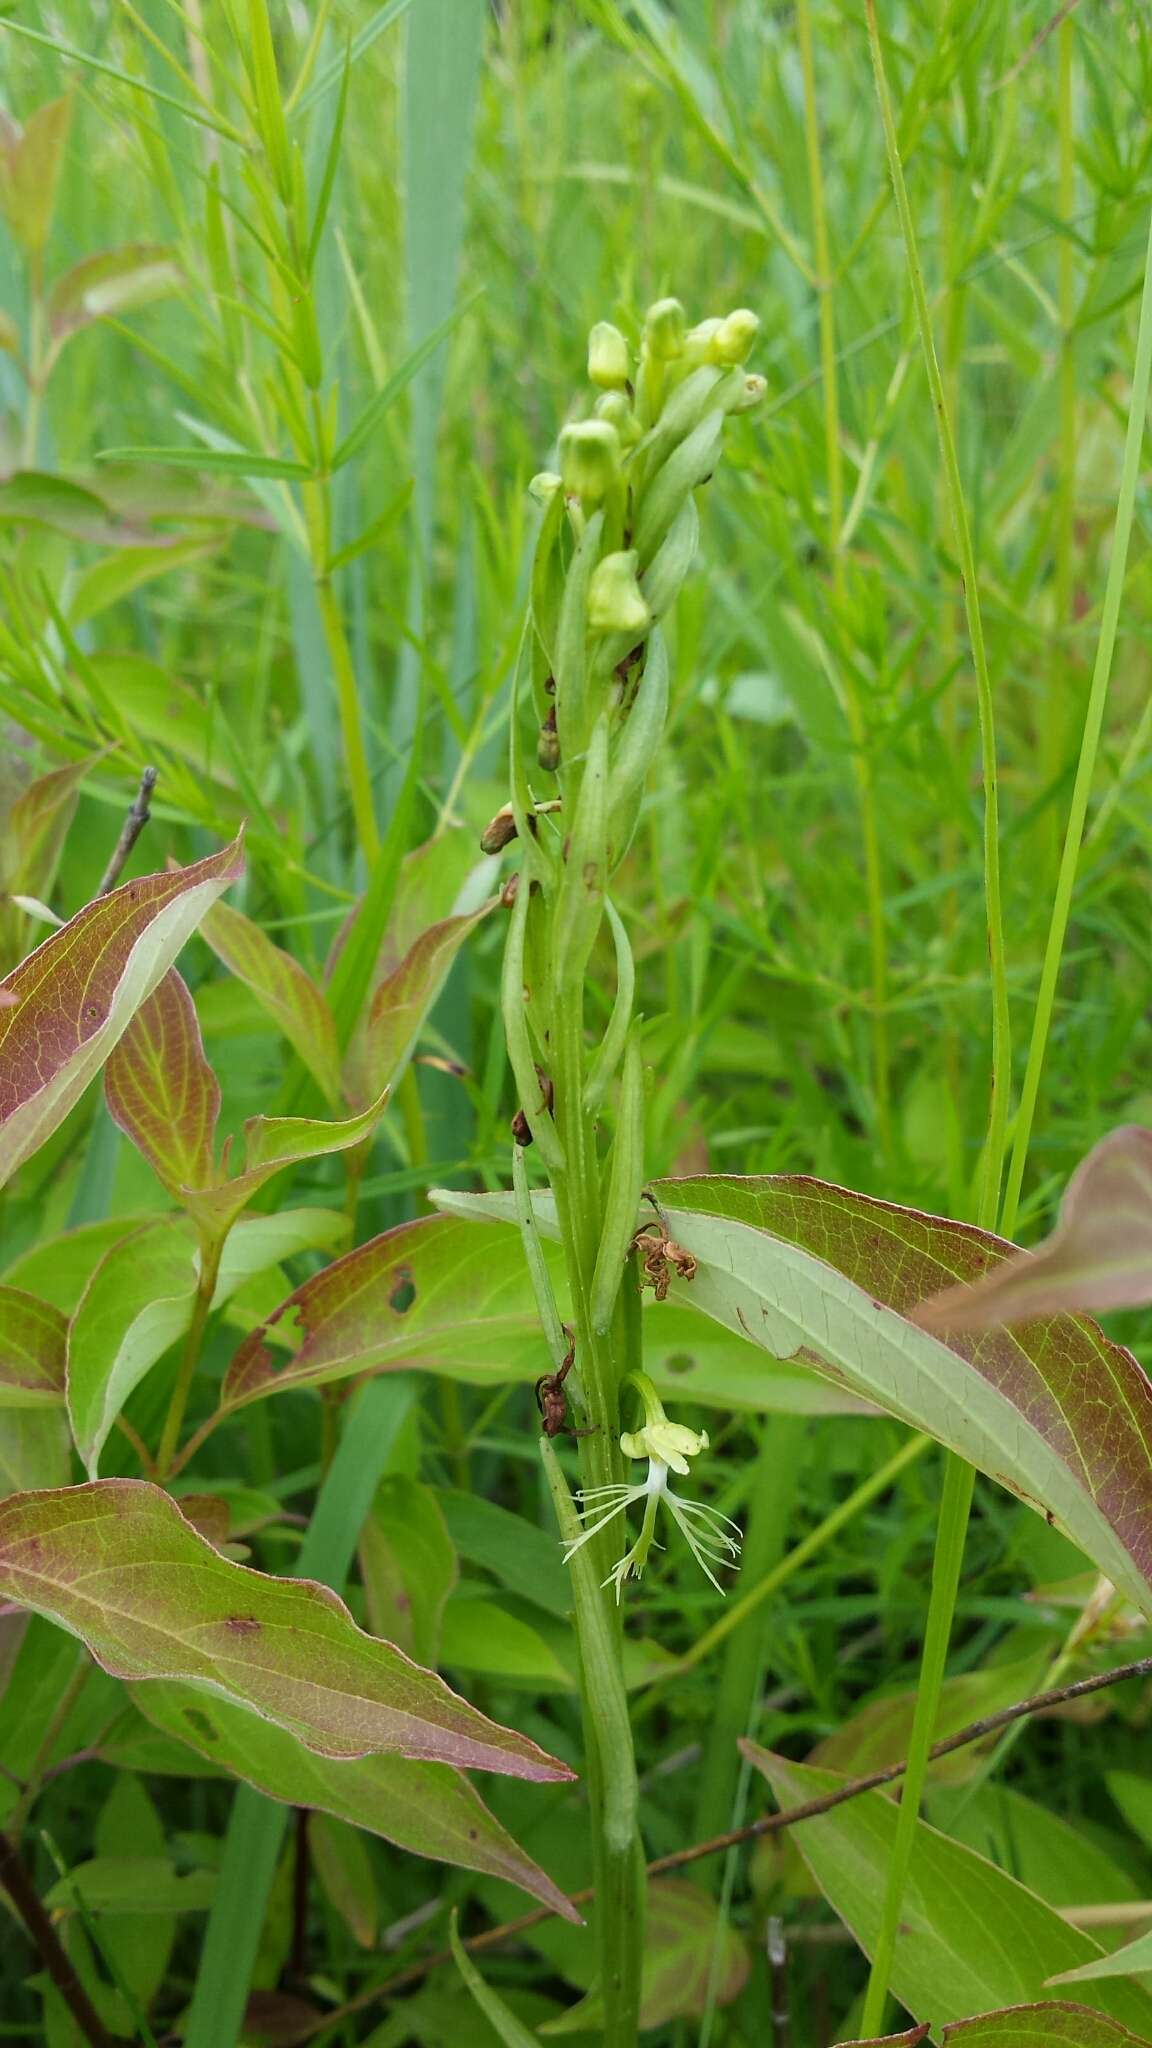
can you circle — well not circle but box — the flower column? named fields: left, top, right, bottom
left=498, top=299, right=764, bottom=2046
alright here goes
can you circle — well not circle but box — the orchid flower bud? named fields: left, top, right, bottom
left=588, top=549, right=650, bottom=636
left=588, top=320, right=631, bottom=390
left=643, top=297, right=686, bottom=361
left=713, top=307, right=759, bottom=365
left=559, top=419, right=622, bottom=505
left=529, top=470, right=563, bottom=506
left=594, top=389, right=642, bottom=446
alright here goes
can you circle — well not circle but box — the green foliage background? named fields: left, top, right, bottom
left=2, top=0, right=1152, bottom=2041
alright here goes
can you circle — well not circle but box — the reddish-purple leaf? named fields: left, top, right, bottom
left=104, top=969, right=221, bottom=1197
left=0, top=1286, right=66, bottom=1407
left=179, top=1094, right=387, bottom=1242
left=0, top=836, right=244, bottom=1187
left=198, top=897, right=342, bottom=1106
left=647, top=1174, right=1152, bottom=1617
left=219, top=1209, right=859, bottom=1419
left=1, top=754, right=100, bottom=903
left=0, top=1482, right=573, bottom=1779
left=347, top=902, right=494, bottom=1106
left=136, top=1680, right=578, bottom=1921
left=917, top=1128, right=1152, bottom=1330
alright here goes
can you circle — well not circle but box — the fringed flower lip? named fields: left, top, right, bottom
left=562, top=1371, right=742, bottom=1602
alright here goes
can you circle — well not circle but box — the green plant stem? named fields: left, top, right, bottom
left=1000, top=201, right=1152, bottom=1239
left=860, top=3, right=1012, bottom=2024
left=858, top=1451, right=975, bottom=2037
left=865, top=0, right=1010, bottom=1227
left=1045, top=15, right=1078, bottom=877
left=541, top=1436, right=644, bottom=2041
left=546, top=981, right=645, bottom=2045
left=155, top=1237, right=224, bottom=1480
left=798, top=0, right=890, bottom=1158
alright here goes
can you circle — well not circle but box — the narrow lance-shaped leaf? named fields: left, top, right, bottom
left=0, top=836, right=244, bottom=1188
left=1, top=752, right=101, bottom=903
left=135, top=1681, right=577, bottom=1921
left=743, top=1747, right=1152, bottom=2036
left=917, top=1126, right=1152, bottom=1330
left=179, top=1093, right=388, bottom=1242
left=0, top=1481, right=574, bottom=1780
left=0, top=1287, right=67, bottom=1407
left=197, top=895, right=342, bottom=1106
left=347, top=899, right=495, bottom=1106
left=104, top=969, right=221, bottom=1198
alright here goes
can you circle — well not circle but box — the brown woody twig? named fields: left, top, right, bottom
left=0, top=1829, right=115, bottom=2048
left=97, top=766, right=157, bottom=896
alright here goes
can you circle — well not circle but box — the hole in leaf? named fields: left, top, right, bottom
left=665, top=1352, right=695, bottom=1376
left=389, top=1265, right=416, bottom=1314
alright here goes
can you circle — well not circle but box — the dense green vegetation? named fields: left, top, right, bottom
left=2, top=2, right=1152, bottom=2043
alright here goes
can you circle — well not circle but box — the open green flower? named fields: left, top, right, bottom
left=563, top=1373, right=740, bottom=1601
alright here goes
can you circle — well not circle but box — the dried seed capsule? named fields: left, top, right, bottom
left=537, top=707, right=560, bottom=772
left=480, top=804, right=518, bottom=855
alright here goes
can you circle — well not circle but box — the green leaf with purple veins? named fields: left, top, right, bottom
left=105, top=969, right=222, bottom=1199
left=0, top=835, right=244, bottom=1187
left=0, top=1286, right=67, bottom=1406
left=0, top=1481, right=574, bottom=1780
left=198, top=896, right=342, bottom=1106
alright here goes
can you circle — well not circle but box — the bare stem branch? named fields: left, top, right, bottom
left=97, top=766, right=158, bottom=896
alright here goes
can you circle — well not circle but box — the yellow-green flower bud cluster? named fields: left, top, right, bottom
left=509, top=300, right=763, bottom=901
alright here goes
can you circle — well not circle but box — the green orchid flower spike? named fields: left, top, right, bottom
left=564, top=1372, right=742, bottom=1602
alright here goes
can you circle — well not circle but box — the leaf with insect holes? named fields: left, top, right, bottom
left=105, top=970, right=221, bottom=1198
left=917, top=1127, right=1152, bottom=1330
left=134, top=1681, right=578, bottom=1920
left=47, top=243, right=181, bottom=342
left=197, top=896, right=342, bottom=1104
left=0, top=1481, right=574, bottom=1780
left=67, top=1210, right=352, bottom=1478
left=348, top=901, right=495, bottom=1106
left=743, top=1748, right=1152, bottom=2036
left=0, top=836, right=244, bottom=1189
left=0, top=1287, right=67, bottom=1407
left=219, top=1208, right=870, bottom=1417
